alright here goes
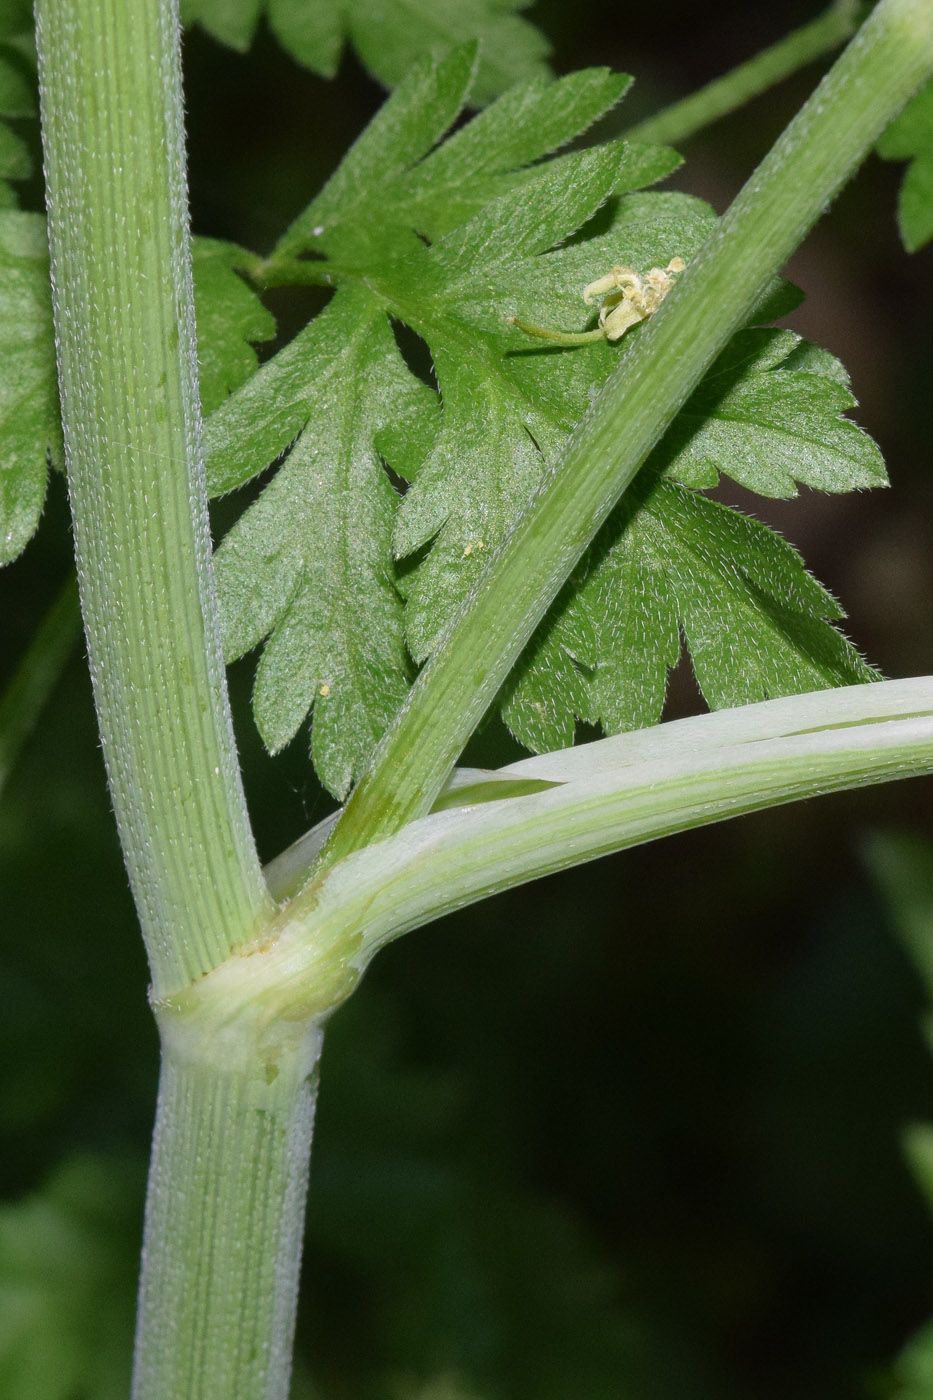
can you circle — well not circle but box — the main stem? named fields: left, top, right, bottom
left=320, top=0, right=933, bottom=873
left=35, top=2, right=316, bottom=1396
left=134, top=1018, right=324, bottom=1400
left=35, top=0, right=271, bottom=995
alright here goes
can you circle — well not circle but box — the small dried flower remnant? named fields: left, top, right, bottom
left=509, top=257, right=686, bottom=345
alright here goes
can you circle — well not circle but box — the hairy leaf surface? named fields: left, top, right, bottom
left=212, top=286, right=437, bottom=800
left=192, top=239, right=276, bottom=414
left=501, top=480, right=878, bottom=753
left=878, top=79, right=933, bottom=253
left=0, top=211, right=58, bottom=565
left=208, top=60, right=679, bottom=789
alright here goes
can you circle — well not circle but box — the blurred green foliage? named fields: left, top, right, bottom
left=2, top=2, right=933, bottom=1397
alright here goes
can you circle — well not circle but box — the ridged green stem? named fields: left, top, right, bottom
left=319, top=0, right=933, bottom=873
left=35, top=0, right=272, bottom=994
left=623, top=0, right=863, bottom=148
left=132, top=1024, right=323, bottom=1400
left=34, top=1, right=307, bottom=1394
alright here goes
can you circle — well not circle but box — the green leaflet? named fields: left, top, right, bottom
left=279, top=51, right=646, bottom=254
left=180, top=0, right=550, bottom=105
left=212, top=285, right=438, bottom=800
left=877, top=79, right=933, bottom=253
left=657, top=327, right=886, bottom=497
left=0, top=212, right=59, bottom=566
left=0, top=225, right=273, bottom=566
left=0, top=1154, right=142, bottom=1400
left=191, top=239, right=276, bottom=415
left=500, top=479, right=878, bottom=754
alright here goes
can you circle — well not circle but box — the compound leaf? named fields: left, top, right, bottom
left=877, top=79, right=933, bottom=253
left=207, top=51, right=884, bottom=794
left=209, top=61, right=684, bottom=789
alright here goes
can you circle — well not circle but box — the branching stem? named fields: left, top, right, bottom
left=318, top=0, right=933, bottom=874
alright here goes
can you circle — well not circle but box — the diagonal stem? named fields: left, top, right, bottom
left=622, top=0, right=863, bottom=148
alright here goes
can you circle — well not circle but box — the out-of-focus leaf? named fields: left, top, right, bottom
left=877, top=80, right=933, bottom=253
left=0, top=1154, right=142, bottom=1400
left=181, top=0, right=551, bottom=105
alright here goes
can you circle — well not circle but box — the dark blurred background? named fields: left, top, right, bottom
left=2, top=3, right=933, bottom=1397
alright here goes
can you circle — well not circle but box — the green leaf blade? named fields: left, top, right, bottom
left=504, top=481, right=878, bottom=754
left=180, top=0, right=262, bottom=52
left=225, top=50, right=885, bottom=796
left=213, top=289, right=436, bottom=798
left=192, top=238, right=276, bottom=415
left=658, top=328, right=888, bottom=498
left=271, top=0, right=551, bottom=106
left=0, top=211, right=58, bottom=566
left=284, top=44, right=478, bottom=253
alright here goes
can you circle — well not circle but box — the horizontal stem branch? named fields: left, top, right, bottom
left=185, top=677, right=933, bottom=1030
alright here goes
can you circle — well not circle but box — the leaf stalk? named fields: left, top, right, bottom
left=623, top=0, right=865, bottom=148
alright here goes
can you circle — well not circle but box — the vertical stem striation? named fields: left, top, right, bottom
left=35, top=0, right=271, bottom=994
left=35, top=2, right=311, bottom=1393
left=133, top=1024, right=324, bottom=1400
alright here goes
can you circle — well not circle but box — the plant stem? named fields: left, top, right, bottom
left=623, top=0, right=863, bottom=148
left=0, top=574, right=79, bottom=799
left=133, top=1019, right=323, bottom=1400
left=35, top=0, right=272, bottom=994
left=194, top=677, right=933, bottom=1027
left=319, top=0, right=933, bottom=873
